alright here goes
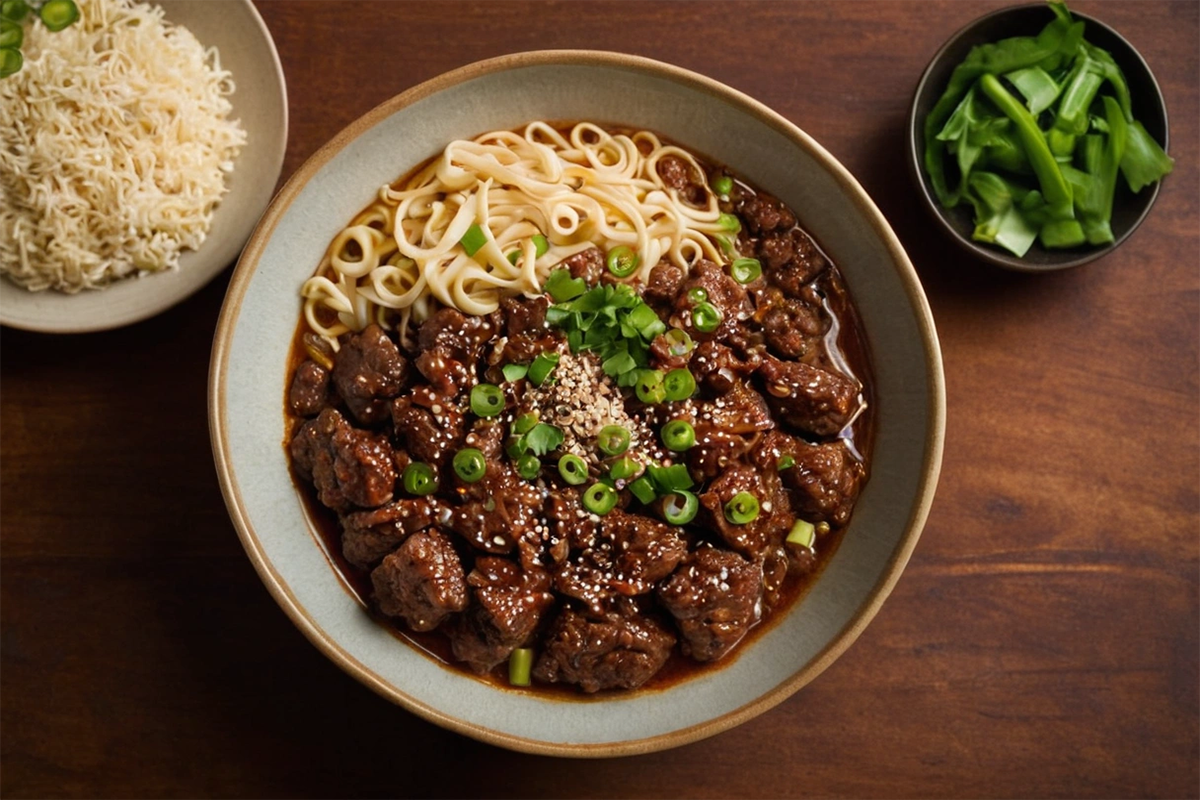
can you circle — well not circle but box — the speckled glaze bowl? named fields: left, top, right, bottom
left=209, top=51, right=945, bottom=757
left=0, top=0, right=287, bottom=333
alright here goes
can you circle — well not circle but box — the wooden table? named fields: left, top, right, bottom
left=3, top=2, right=1196, bottom=797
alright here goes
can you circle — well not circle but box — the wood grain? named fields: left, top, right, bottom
left=2, top=2, right=1197, bottom=797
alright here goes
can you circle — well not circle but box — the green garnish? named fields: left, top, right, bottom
left=686, top=286, right=708, bottom=305
left=0, top=46, right=19, bottom=78
left=582, top=482, right=618, bottom=515
left=724, top=491, right=760, bottom=525
left=459, top=223, right=488, bottom=257
left=516, top=454, right=542, bottom=480
left=470, top=383, right=504, bottom=417
left=532, top=234, right=550, bottom=257
left=509, top=648, right=533, bottom=687
left=646, top=463, right=694, bottom=494
left=691, top=302, right=722, bottom=333
left=634, top=369, right=666, bottom=404
left=660, top=420, right=696, bottom=452
left=513, top=412, right=539, bottom=435
left=628, top=476, right=657, bottom=504
left=662, top=368, right=696, bottom=402
left=402, top=462, right=438, bottom=496
left=605, top=245, right=640, bottom=278
left=38, top=0, right=76, bottom=31
left=596, top=425, right=631, bottom=457
left=1, top=19, right=22, bottom=49
left=777, top=454, right=796, bottom=470
left=543, top=268, right=586, bottom=302
left=663, top=328, right=694, bottom=357
left=662, top=491, right=699, bottom=526
left=558, top=454, right=588, bottom=485
left=712, top=175, right=733, bottom=197
left=730, top=257, right=762, bottom=284
left=787, top=519, right=816, bottom=548
left=608, top=456, right=641, bottom=481
left=501, top=363, right=528, bottom=382
left=922, top=0, right=1173, bottom=257
left=716, top=213, right=741, bottom=233
left=1, top=0, right=30, bottom=21
left=520, top=422, right=563, bottom=457
left=452, top=448, right=487, bottom=483
left=527, top=351, right=560, bottom=386
left=2, top=0, right=76, bottom=77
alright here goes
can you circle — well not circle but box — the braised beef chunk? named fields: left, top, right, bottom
left=683, top=381, right=773, bottom=480
left=757, top=286, right=828, bottom=360
left=493, top=295, right=558, bottom=365
left=544, top=489, right=598, bottom=553
left=290, top=408, right=395, bottom=511
left=554, top=509, right=687, bottom=611
left=288, top=361, right=332, bottom=417
left=657, top=547, right=763, bottom=662
left=649, top=331, right=693, bottom=372
left=341, top=497, right=444, bottom=569
left=502, top=295, right=549, bottom=337
left=760, top=228, right=829, bottom=296
left=371, top=528, right=467, bottom=632
left=330, top=324, right=409, bottom=425
left=533, top=605, right=675, bottom=693
left=690, top=340, right=762, bottom=394
left=415, top=308, right=497, bottom=396
left=558, top=247, right=606, bottom=285
left=643, top=262, right=685, bottom=307
left=673, top=260, right=752, bottom=341
left=754, top=432, right=864, bottom=525
left=736, top=192, right=797, bottom=236
left=391, top=385, right=465, bottom=469
left=699, top=464, right=793, bottom=557
left=449, top=558, right=554, bottom=673
left=462, top=418, right=506, bottom=460
left=759, top=356, right=860, bottom=436
left=448, top=462, right=542, bottom=554
left=656, top=155, right=706, bottom=205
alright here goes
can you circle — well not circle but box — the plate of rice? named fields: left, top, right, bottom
left=0, top=0, right=287, bottom=333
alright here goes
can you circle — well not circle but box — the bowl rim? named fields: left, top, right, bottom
left=0, top=0, right=289, bottom=333
left=209, top=49, right=946, bottom=757
left=906, top=2, right=1169, bottom=273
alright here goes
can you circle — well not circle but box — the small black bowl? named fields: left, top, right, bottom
left=907, top=3, right=1170, bottom=272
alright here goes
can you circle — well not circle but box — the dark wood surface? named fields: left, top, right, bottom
left=2, top=2, right=1197, bottom=797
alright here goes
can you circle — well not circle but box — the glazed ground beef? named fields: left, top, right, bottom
left=288, top=163, right=871, bottom=694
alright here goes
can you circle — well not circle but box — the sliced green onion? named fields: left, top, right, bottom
left=712, top=175, right=733, bottom=197
left=509, top=647, right=533, bottom=687
left=647, top=462, right=694, bottom=493
left=506, top=250, right=520, bottom=266
left=716, top=235, right=735, bottom=256
left=606, top=245, right=640, bottom=278
left=582, top=482, right=618, bottom=515
left=558, top=454, right=588, bottom=485
left=663, top=328, right=694, bottom=357
left=662, top=368, right=696, bottom=402
left=661, top=420, right=696, bottom=452
left=470, top=383, right=505, bottom=417
left=504, top=436, right=525, bottom=460
left=517, top=454, right=542, bottom=480
left=402, top=462, right=438, bottom=496
left=608, top=456, right=641, bottom=481
left=452, top=448, right=487, bottom=483
left=730, top=257, right=762, bottom=284
left=717, top=212, right=741, bottom=233
left=686, top=286, right=709, bottom=304
left=1, top=0, right=30, bottom=21
left=635, top=369, right=666, bottom=404
left=787, top=519, right=816, bottom=548
left=597, top=425, right=631, bottom=457
left=528, top=352, right=560, bottom=386
left=39, top=0, right=77, bottom=31
left=0, top=19, right=21, bottom=48
left=502, top=363, right=528, bottom=382
left=692, top=302, right=722, bottom=333
left=628, top=476, right=657, bottom=504
left=0, top=46, right=19, bottom=78
left=533, top=233, right=550, bottom=257
left=777, top=455, right=796, bottom=470
left=662, top=491, right=699, bottom=525
left=459, top=223, right=488, bottom=257
left=724, top=491, right=760, bottom=525
left=513, top=412, right=538, bottom=435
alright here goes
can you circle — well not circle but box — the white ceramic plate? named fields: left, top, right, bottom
left=0, top=0, right=288, bottom=333
left=209, top=51, right=945, bottom=757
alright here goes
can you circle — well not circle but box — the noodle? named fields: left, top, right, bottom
left=302, top=122, right=737, bottom=348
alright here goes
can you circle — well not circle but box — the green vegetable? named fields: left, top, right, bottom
left=724, top=491, right=760, bottom=525
left=452, top=448, right=487, bottom=483
left=596, top=425, right=631, bottom=457
left=608, top=456, right=641, bottom=481
left=730, top=257, right=762, bottom=284
left=38, top=0, right=76, bottom=31
left=660, top=420, right=695, bottom=452
left=582, top=482, right=618, bottom=515
left=1120, top=119, right=1174, bottom=193
left=663, top=328, right=694, bottom=357
left=509, top=648, right=533, bottom=687
left=527, top=351, right=560, bottom=386
left=0, top=46, right=17, bottom=78
left=686, top=286, right=708, bottom=304
left=1, top=0, right=30, bottom=21
left=662, top=491, right=699, bottom=526
left=516, top=454, right=542, bottom=480
left=558, top=454, right=588, bottom=485
left=470, top=383, right=504, bottom=417
left=605, top=245, right=640, bottom=278
left=512, top=412, right=538, bottom=435
left=543, top=268, right=586, bottom=302
left=533, top=234, right=549, bottom=257
left=777, top=455, right=796, bottom=470
left=691, top=302, right=722, bottom=333
left=717, top=213, right=741, bottom=233
left=520, top=422, right=563, bottom=457
left=0, top=18, right=21, bottom=49
left=645, top=463, right=694, bottom=493
left=402, top=462, right=438, bottom=496
left=787, top=519, right=816, bottom=549
left=1004, top=65, right=1062, bottom=115
left=965, top=171, right=1039, bottom=257
left=502, top=363, right=528, bottom=382
left=662, top=368, right=696, bottom=402
left=635, top=369, right=666, bottom=404
left=628, top=476, right=657, bottom=504
left=711, top=175, right=733, bottom=197
left=459, top=223, right=488, bottom=257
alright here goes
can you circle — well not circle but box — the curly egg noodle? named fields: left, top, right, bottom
left=302, top=122, right=734, bottom=347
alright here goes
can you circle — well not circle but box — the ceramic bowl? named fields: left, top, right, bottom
left=0, top=0, right=288, bottom=333
left=907, top=3, right=1170, bottom=272
left=209, top=51, right=945, bottom=757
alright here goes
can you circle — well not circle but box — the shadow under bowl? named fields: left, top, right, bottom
left=907, top=3, right=1169, bottom=272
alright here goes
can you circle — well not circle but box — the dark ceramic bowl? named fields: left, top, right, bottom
left=907, top=3, right=1170, bottom=272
